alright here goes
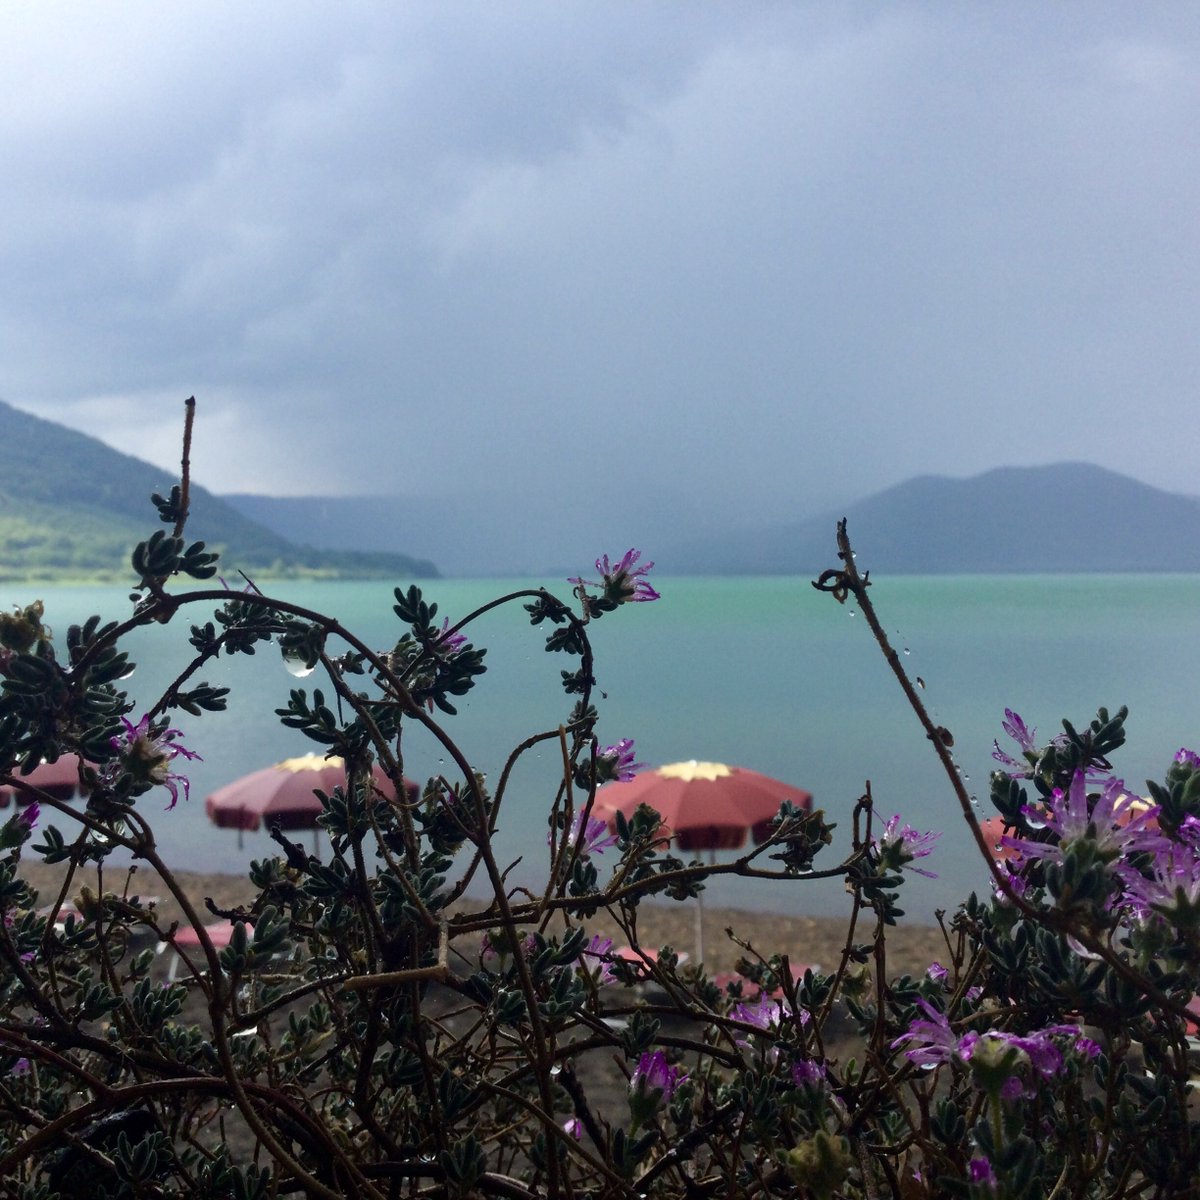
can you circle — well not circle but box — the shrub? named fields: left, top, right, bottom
left=1, top=406, right=1198, bottom=1198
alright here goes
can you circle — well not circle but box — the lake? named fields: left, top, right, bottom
left=3, top=573, right=1198, bottom=920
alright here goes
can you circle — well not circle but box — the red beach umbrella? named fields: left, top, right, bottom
left=592, top=760, right=812, bottom=961
left=592, top=760, right=811, bottom=852
left=205, top=753, right=417, bottom=849
left=0, top=753, right=88, bottom=807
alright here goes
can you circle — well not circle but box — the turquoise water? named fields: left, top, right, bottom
left=4, top=575, right=1198, bottom=920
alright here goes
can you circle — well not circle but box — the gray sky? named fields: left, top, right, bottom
left=3, top=4, right=1198, bottom=545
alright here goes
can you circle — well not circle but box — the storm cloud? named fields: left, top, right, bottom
left=2, top=3, right=1197, bottom=565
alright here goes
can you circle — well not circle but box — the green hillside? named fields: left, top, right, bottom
left=0, top=400, right=438, bottom=581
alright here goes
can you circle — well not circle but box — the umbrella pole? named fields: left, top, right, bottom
left=694, top=890, right=704, bottom=964
left=237, top=828, right=244, bottom=852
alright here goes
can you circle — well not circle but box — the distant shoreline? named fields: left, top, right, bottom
left=15, top=860, right=945, bottom=980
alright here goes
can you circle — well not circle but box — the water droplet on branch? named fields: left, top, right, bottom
left=282, top=649, right=315, bottom=678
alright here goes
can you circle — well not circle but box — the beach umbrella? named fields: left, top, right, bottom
left=592, top=760, right=812, bottom=961
left=978, top=815, right=1022, bottom=863
left=205, top=753, right=417, bottom=850
left=0, top=753, right=88, bottom=808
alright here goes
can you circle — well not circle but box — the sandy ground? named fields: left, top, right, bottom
left=16, top=858, right=947, bottom=979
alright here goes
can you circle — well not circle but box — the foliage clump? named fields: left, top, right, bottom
left=0, top=406, right=1198, bottom=1198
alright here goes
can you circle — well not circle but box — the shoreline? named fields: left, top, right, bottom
left=16, top=861, right=947, bottom=980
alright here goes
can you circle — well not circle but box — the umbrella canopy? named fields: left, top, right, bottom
left=205, top=753, right=417, bottom=844
left=0, top=753, right=88, bottom=807
left=592, top=760, right=812, bottom=965
left=592, top=760, right=812, bottom=851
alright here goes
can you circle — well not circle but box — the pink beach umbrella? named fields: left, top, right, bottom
left=592, top=760, right=811, bottom=852
left=205, top=753, right=417, bottom=849
left=0, top=753, right=89, bottom=808
left=592, top=760, right=812, bottom=961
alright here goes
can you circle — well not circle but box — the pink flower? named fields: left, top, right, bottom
left=791, top=1059, right=827, bottom=1089
left=578, top=935, right=617, bottom=986
left=630, top=1050, right=687, bottom=1100
left=597, top=738, right=643, bottom=784
left=968, top=1157, right=997, bottom=1191
left=876, top=814, right=940, bottom=878
left=557, top=811, right=618, bottom=856
left=731, top=994, right=785, bottom=1031
left=892, top=999, right=957, bottom=1069
left=570, top=549, right=660, bottom=608
left=109, top=714, right=201, bottom=810
left=435, top=618, right=467, bottom=655
left=1004, top=772, right=1167, bottom=867
left=1117, top=841, right=1200, bottom=920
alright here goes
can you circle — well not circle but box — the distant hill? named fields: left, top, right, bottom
left=223, top=462, right=1200, bottom=577
left=666, top=463, right=1200, bottom=574
left=0, top=399, right=438, bottom=581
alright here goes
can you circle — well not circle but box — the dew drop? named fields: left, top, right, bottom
left=902, top=648, right=910, bottom=656
left=848, top=610, right=856, bottom=618
left=549, top=1064, right=562, bottom=1077
left=916, top=677, right=926, bottom=690
left=282, top=649, right=315, bottom=678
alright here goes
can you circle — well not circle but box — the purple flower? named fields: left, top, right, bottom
left=1004, top=1030, right=1064, bottom=1078
left=791, top=1059, right=827, bottom=1089
left=578, top=935, right=617, bottom=986
left=968, top=1157, right=997, bottom=1191
left=1117, top=842, right=1200, bottom=921
left=559, top=811, right=618, bottom=856
left=597, top=738, right=643, bottom=784
left=1179, top=816, right=1200, bottom=846
left=109, top=715, right=201, bottom=810
left=570, top=549, right=660, bottom=606
left=479, top=930, right=537, bottom=964
left=16, top=801, right=39, bottom=832
left=630, top=1050, right=687, bottom=1100
left=892, top=999, right=957, bottom=1069
left=218, top=576, right=257, bottom=594
left=434, top=618, right=467, bottom=655
left=731, top=994, right=785, bottom=1031
left=992, top=709, right=1039, bottom=773
left=876, top=814, right=940, bottom=878
left=927, top=962, right=949, bottom=985
left=1005, top=772, right=1166, bottom=867
left=1003, top=709, right=1037, bottom=753
left=1176, top=748, right=1200, bottom=769
left=563, top=1117, right=583, bottom=1139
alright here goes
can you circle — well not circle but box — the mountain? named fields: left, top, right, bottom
left=224, top=462, right=1200, bottom=577
left=0, top=399, right=437, bottom=580
left=222, top=482, right=737, bottom=578
left=665, top=463, right=1200, bottom=574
